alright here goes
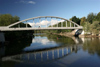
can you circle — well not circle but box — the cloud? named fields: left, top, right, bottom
left=23, top=37, right=57, bottom=51
left=28, top=19, right=64, bottom=27
left=32, top=37, right=56, bottom=45
left=16, top=0, right=36, bottom=4
left=28, top=23, right=35, bottom=26
left=28, top=1, right=36, bottom=4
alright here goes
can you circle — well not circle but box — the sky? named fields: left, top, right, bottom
left=0, top=0, right=100, bottom=21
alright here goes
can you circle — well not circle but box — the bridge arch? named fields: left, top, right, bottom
left=0, top=16, right=83, bottom=31
left=7, top=16, right=80, bottom=28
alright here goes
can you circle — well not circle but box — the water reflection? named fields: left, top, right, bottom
left=24, top=36, right=62, bottom=51
left=1, top=33, right=100, bottom=67
left=2, top=45, right=80, bottom=64
left=23, top=34, right=82, bottom=51
left=32, top=36, right=56, bottom=45
left=83, top=37, right=100, bottom=56
left=0, top=46, right=5, bottom=57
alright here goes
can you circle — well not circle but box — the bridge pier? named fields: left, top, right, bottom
left=0, top=32, right=5, bottom=43
left=72, top=29, right=83, bottom=36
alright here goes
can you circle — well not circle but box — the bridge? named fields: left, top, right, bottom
left=0, top=16, right=83, bottom=31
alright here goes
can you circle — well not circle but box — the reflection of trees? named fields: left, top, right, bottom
left=34, top=33, right=76, bottom=46
left=46, top=34, right=76, bottom=46
left=0, top=61, right=16, bottom=67
left=0, top=31, right=33, bottom=67
left=83, top=38, right=100, bottom=56
left=3, top=31, right=33, bottom=56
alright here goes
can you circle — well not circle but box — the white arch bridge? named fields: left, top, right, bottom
left=0, top=16, right=83, bottom=31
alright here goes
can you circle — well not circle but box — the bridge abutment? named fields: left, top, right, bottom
left=0, top=32, right=5, bottom=43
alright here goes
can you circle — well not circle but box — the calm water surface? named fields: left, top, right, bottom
left=0, top=33, right=100, bottom=67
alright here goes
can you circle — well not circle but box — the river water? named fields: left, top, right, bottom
left=0, top=33, right=100, bottom=67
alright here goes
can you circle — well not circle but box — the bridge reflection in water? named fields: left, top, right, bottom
left=2, top=45, right=81, bottom=64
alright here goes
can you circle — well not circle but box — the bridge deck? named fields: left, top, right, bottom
left=0, top=27, right=83, bottom=31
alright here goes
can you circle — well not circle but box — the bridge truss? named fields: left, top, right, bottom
left=0, top=16, right=83, bottom=31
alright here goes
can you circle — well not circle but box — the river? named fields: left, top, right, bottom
left=0, top=33, right=100, bottom=67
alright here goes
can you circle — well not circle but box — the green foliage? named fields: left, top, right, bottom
left=2, top=31, right=33, bottom=56
left=0, top=14, right=20, bottom=26
left=71, top=16, right=81, bottom=25
left=83, top=21, right=100, bottom=35
left=83, top=12, right=100, bottom=35
left=46, top=34, right=75, bottom=45
left=87, top=13, right=96, bottom=24
left=83, top=38, right=100, bottom=56
left=11, top=23, right=31, bottom=28
left=96, top=12, right=100, bottom=21
left=83, top=22, right=91, bottom=34
left=80, top=17, right=86, bottom=26
left=90, top=21, right=100, bottom=34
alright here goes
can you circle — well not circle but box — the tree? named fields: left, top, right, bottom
left=80, top=17, right=86, bottom=26
left=87, top=13, right=96, bottom=24
left=83, top=22, right=91, bottom=34
left=90, top=21, right=100, bottom=34
left=71, top=16, right=81, bottom=25
left=96, top=12, right=100, bottom=21
left=0, top=14, right=20, bottom=26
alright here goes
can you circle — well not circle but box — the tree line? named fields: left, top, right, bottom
left=0, top=14, right=30, bottom=27
left=79, top=12, right=100, bottom=35
left=0, top=14, right=19, bottom=26
left=50, top=12, right=100, bottom=35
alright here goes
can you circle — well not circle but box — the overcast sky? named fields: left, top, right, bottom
left=0, top=0, right=100, bottom=21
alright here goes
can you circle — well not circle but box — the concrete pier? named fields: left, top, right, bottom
left=0, top=32, right=5, bottom=42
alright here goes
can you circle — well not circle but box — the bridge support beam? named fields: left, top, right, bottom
left=74, top=23, right=75, bottom=27
left=70, top=22, right=71, bottom=27
left=45, top=17, right=47, bottom=28
left=66, top=21, right=67, bottom=27
left=39, top=18, right=41, bottom=27
left=51, top=17, right=53, bottom=27
left=61, top=22, right=63, bottom=27
left=33, top=19, right=34, bottom=28
left=26, top=21, right=28, bottom=28
left=18, top=24, right=20, bottom=28
left=56, top=18, right=58, bottom=27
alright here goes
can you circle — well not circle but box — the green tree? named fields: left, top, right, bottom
left=0, top=14, right=20, bottom=26
left=87, top=13, right=96, bottom=24
left=83, top=22, right=91, bottom=34
left=90, top=21, right=100, bottom=34
left=71, top=16, right=80, bottom=25
left=80, top=17, right=86, bottom=26
left=96, top=12, right=100, bottom=21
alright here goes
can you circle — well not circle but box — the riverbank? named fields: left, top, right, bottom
left=79, top=34, right=100, bottom=38
left=52, top=32, right=100, bottom=38
left=52, top=32, right=74, bottom=38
